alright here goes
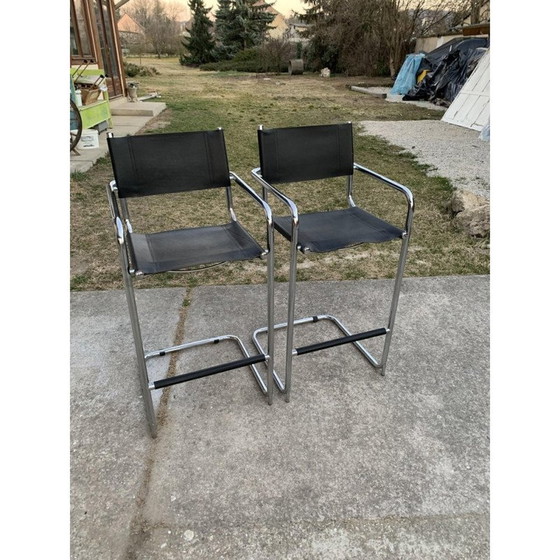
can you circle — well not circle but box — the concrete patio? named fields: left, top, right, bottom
left=70, top=275, right=489, bottom=559
left=70, top=97, right=167, bottom=174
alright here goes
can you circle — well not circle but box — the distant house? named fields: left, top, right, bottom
left=284, top=17, right=310, bottom=43
left=254, top=0, right=288, bottom=39
left=117, top=12, right=144, bottom=35
left=117, top=13, right=145, bottom=54
left=267, top=8, right=288, bottom=39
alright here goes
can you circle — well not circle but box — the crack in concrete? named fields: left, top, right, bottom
left=123, top=288, right=191, bottom=559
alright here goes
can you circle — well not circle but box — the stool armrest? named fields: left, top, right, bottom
left=106, top=180, right=124, bottom=244
left=251, top=167, right=299, bottom=225
left=230, top=172, right=273, bottom=227
left=354, top=163, right=414, bottom=234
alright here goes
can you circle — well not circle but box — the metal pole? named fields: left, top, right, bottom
left=119, top=246, right=158, bottom=437
left=380, top=231, right=411, bottom=375
left=283, top=219, right=299, bottom=402
left=266, top=224, right=275, bottom=404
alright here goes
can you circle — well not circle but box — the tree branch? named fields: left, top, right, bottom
left=114, top=0, right=132, bottom=10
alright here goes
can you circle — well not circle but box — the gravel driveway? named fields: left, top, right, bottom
left=359, top=120, right=490, bottom=200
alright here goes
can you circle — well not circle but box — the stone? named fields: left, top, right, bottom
left=447, top=190, right=490, bottom=238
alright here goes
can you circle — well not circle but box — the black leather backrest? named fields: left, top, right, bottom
left=108, top=129, right=231, bottom=197
left=258, top=123, right=354, bottom=184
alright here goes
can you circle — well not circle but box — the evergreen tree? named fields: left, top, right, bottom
left=214, top=0, right=275, bottom=60
left=300, top=0, right=341, bottom=72
left=181, top=0, right=216, bottom=65
left=214, top=0, right=237, bottom=60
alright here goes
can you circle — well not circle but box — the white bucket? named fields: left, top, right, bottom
left=77, top=128, right=99, bottom=150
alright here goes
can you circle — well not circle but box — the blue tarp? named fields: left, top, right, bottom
left=390, top=53, right=425, bottom=95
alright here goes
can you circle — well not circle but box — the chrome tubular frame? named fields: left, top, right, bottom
left=229, top=172, right=275, bottom=402
left=251, top=166, right=300, bottom=401
left=145, top=334, right=265, bottom=390
left=353, top=163, right=414, bottom=375
left=106, top=169, right=276, bottom=437
left=107, top=180, right=158, bottom=436
left=249, top=161, right=414, bottom=401
left=346, top=174, right=356, bottom=207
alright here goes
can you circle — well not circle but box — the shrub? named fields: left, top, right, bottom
left=259, top=39, right=295, bottom=73
left=124, top=62, right=160, bottom=78
left=199, top=42, right=294, bottom=73
left=200, top=47, right=263, bottom=72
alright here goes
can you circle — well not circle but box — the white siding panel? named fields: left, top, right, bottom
left=442, top=49, right=490, bottom=131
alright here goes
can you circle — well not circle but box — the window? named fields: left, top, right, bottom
left=71, top=0, right=95, bottom=62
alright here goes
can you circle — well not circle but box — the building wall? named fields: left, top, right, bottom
left=414, top=35, right=458, bottom=53
left=414, top=33, right=488, bottom=54
left=284, top=22, right=309, bottom=43
left=268, top=13, right=289, bottom=39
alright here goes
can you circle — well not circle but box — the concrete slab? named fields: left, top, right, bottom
left=351, top=86, right=446, bottom=112
left=350, top=86, right=387, bottom=98
left=70, top=100, right=167, bottom=174
left=110, top=98, right=167, bottom=117
left=70, top=276, right=489, bottom=559
left=70, top=288, right=186, bottom=559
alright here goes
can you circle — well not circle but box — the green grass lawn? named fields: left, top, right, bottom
left=70, top=58, right=489, bottom=291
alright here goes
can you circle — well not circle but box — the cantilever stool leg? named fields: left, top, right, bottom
left=250, top=123, right=414, bottom=402
left=106, top=129, right=275, bottom=437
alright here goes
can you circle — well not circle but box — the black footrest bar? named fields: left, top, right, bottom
left=152, top=354, right=267, bottom=390
left=294, top=328, right=387, bottom=356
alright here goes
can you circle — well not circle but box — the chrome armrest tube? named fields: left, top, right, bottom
left=106, top=180, right=135, bottom=272
left=230, top=172, right=273, bottom=227
left=106, top=180, right=119, bottom=221
left=230, top=172, right=274, bottom=256
left=106, top=181, right=125, bottom=244
left=250, top=167, right=299, bottom=225
left=353, top=163, right=414, bottom=234
left=115, top=216, right=125, bottom=245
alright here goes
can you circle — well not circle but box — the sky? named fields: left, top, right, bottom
left=202, top=1, right=306, bottom=17
left=160, top=0, right=307, bottom=22
left=191, top=1, right=307, bottom=18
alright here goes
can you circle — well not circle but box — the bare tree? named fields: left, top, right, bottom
left=380, top=1, right=469, bottom=77
left=469, top=0, right=485, bottom=24
left=164, top=1, right=186, bottom=22
left=258, top=38, right=296, bottom=72
left=301, top=0, right=470, bottom=76
left=122, top=0, right=183, bottom=57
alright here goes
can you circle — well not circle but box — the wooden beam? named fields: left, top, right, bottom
left=114, top=0, right=132, bottom=10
